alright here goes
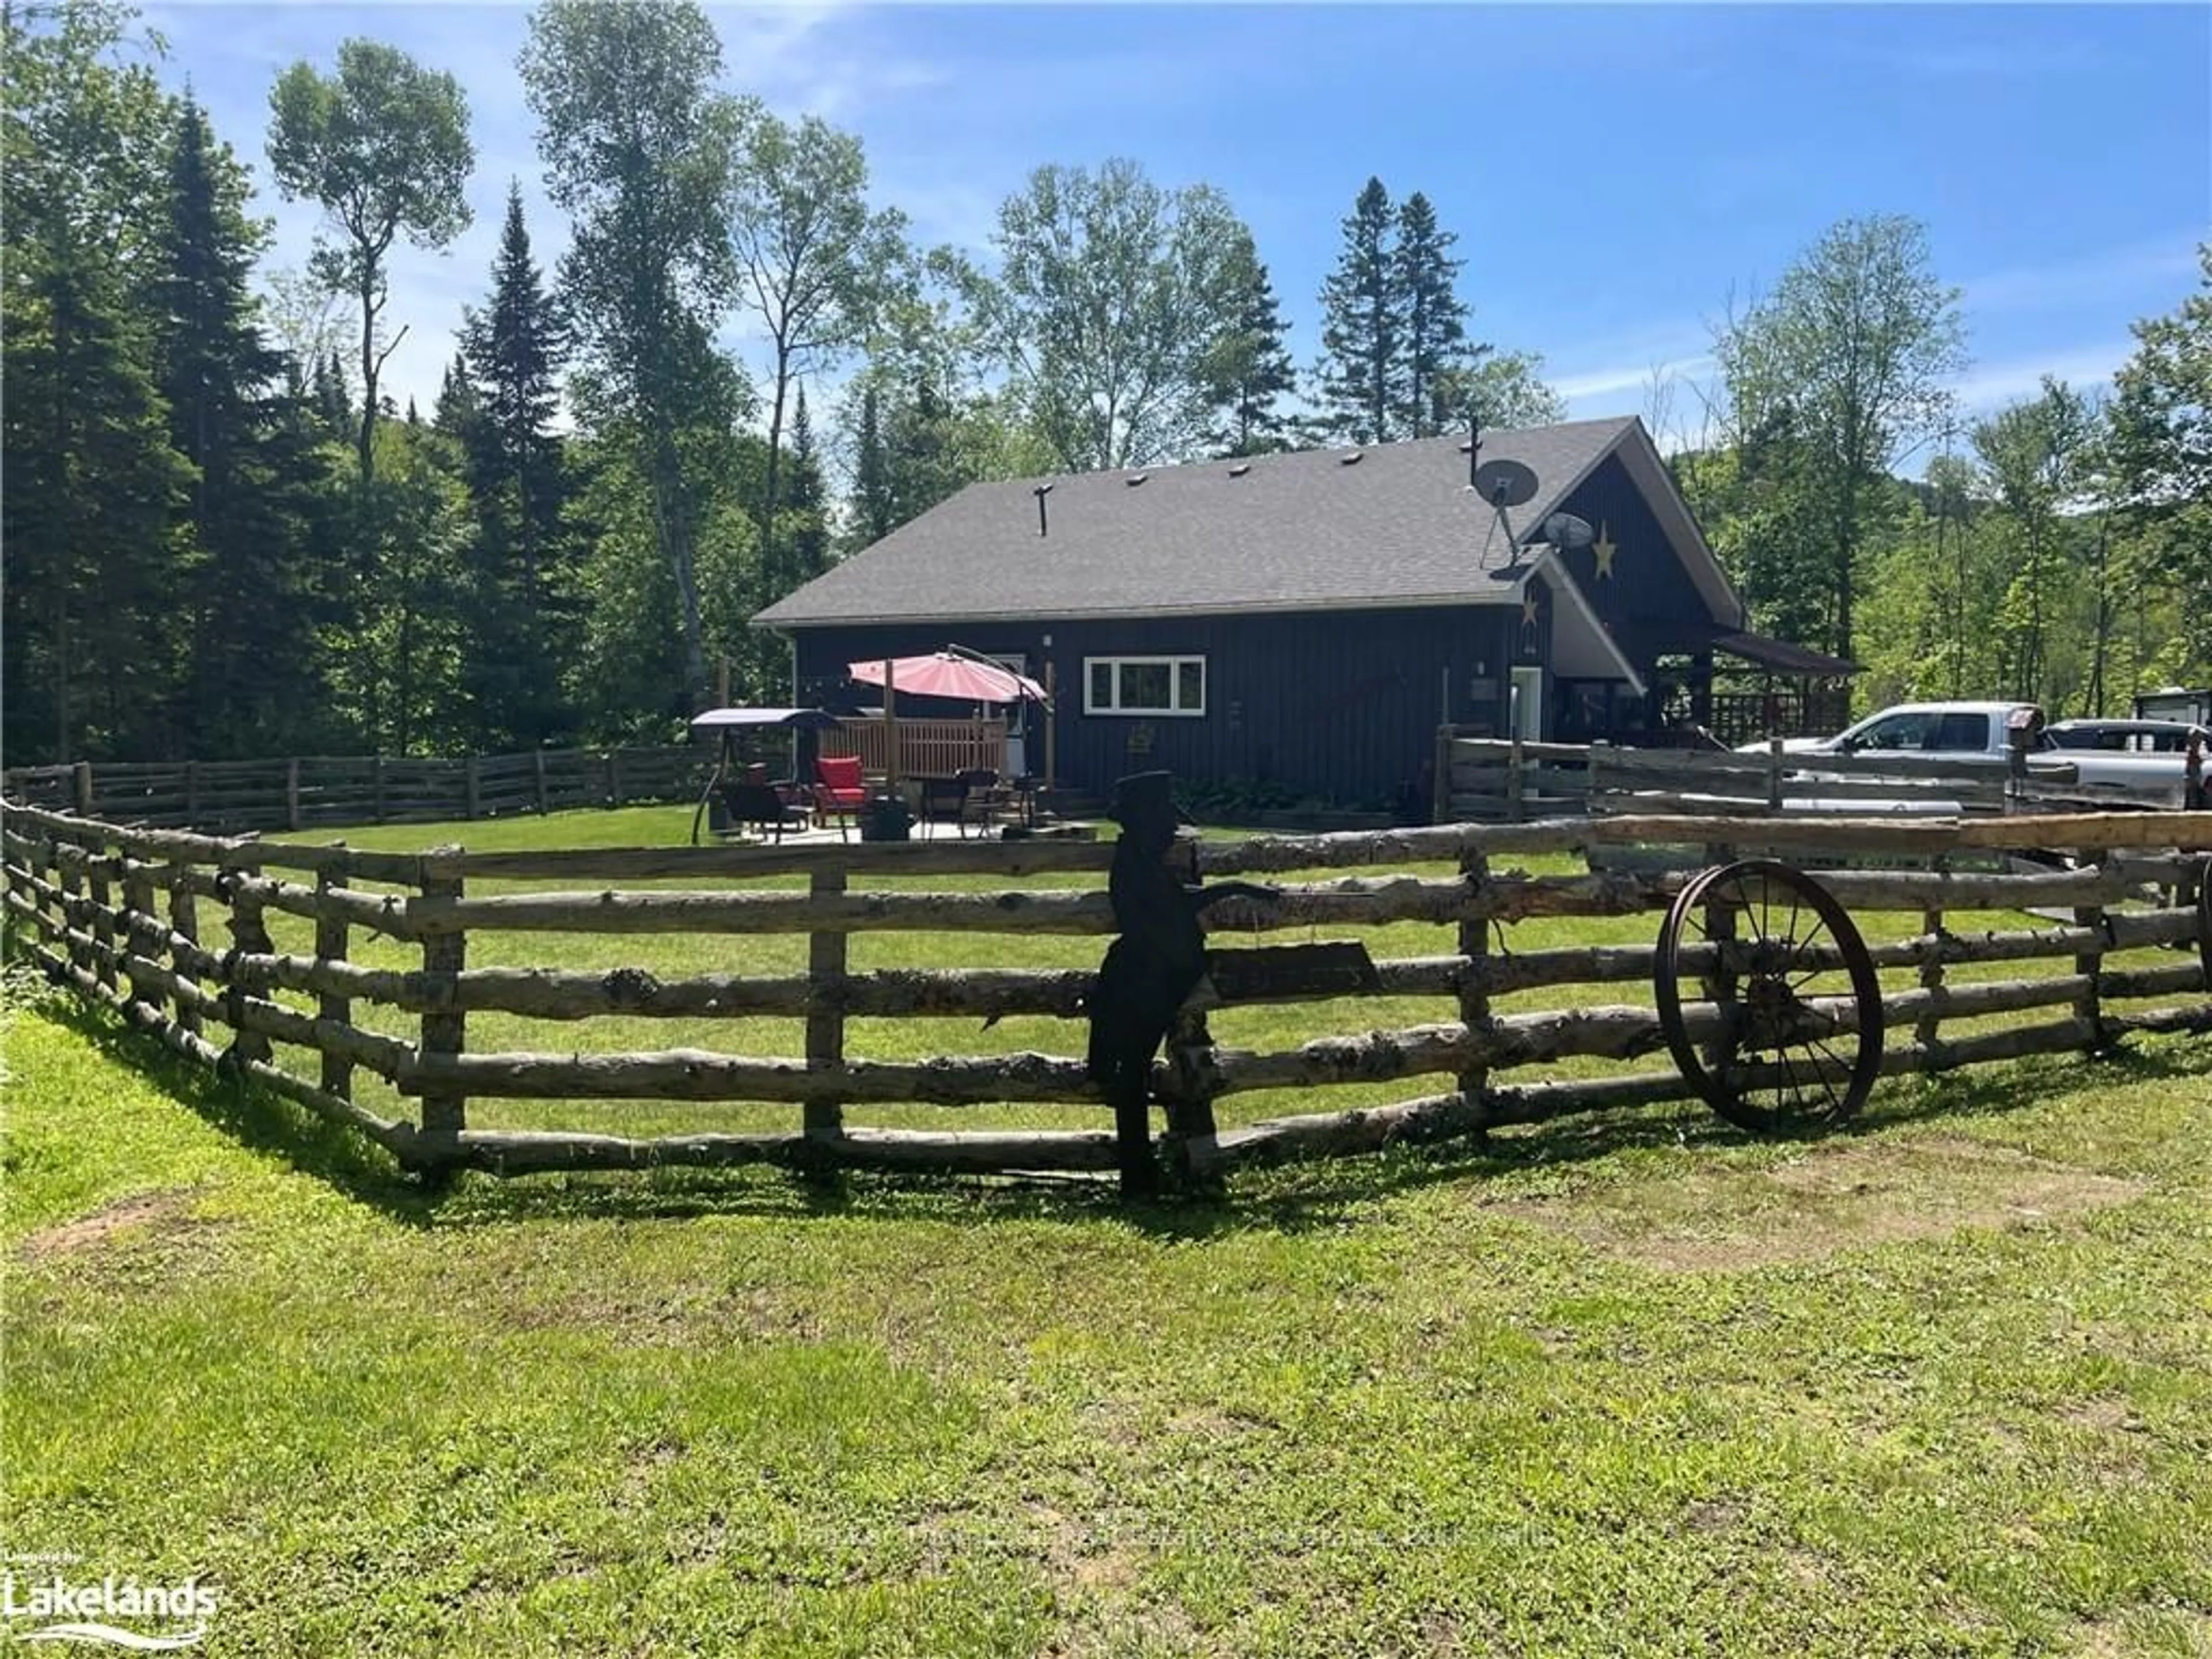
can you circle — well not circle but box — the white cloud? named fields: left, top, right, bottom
left=1959, top=237, right=2202, bottom=317
left=1944, top=342, right=2134, bottom=416
left=1551, top=352, right=1714, bottom=405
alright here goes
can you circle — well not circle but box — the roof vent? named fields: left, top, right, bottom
left=1339, top=450, right=1363, bottom=465
left=1227, top=462, right=1252, bottom=478
left=1126, top=472, right=1148, bottom=487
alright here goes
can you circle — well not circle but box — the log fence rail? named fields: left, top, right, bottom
left=4, top=798, right=2209, bottom=1190
left=3, top=745, right=710, bottom=835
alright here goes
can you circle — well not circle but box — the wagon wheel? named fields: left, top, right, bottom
left=1654, top=859, right=1885, bottom=1135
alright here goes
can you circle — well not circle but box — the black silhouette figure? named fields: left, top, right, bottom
left=1086, top=771, right=1276, bottom=1199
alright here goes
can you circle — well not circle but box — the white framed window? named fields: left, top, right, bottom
left=1084, top=655, right=1206, bottom=717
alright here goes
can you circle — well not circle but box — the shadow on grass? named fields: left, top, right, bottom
left=34, top=984, right=2211, bottom=1241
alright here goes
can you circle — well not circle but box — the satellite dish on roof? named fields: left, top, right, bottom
left=1471, top=457, right=1541, bottom=572
left=1541, top=512, right=1595, bottom=551
left=1472, top=458, right=1538, bottom=508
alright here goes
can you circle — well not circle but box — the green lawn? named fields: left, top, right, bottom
left=5, top=808, right=2210, bottom=1654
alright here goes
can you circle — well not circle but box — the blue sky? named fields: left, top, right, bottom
left=144, top=2, right=2210, bottom=456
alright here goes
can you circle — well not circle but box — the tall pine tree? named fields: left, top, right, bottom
left=1315, top=177, right=1400, bottom=444
left=2, top=1, right=194, bottom=762
left=1393, top=192, right=1469, bottom=439
left=1202, top=230, right=1297, bottom=456
left=153, top=96, right=336, bottom=755
left=459, top=181, right=574, bottom=745
left=778, top=385, right=832, bottom=590
left=849, top=383, right=895, bottom=551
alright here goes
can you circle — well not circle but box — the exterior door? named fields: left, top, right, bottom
left=989, top=653, right=1029, bottom=777
left=1511, top=666, right=1544, bottom=742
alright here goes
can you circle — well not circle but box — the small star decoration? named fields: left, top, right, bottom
left=1521, top=590, right=1540, bottom=628
left=1593, top=522, right=1618, bottom=579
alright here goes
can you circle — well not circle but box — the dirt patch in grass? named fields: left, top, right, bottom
left=1488, top=1137, right=2146, bottom=1271
left=494, top=1281, right=825, bottom=1348
left=20, top=1187, right=212, bottom=1261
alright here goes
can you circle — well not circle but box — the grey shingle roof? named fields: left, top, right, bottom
left=755, top=417, right=1639, bottom=628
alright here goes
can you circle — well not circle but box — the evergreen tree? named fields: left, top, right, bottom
left=1202, top=231, right=1297, bottom=456
left=152, top=96, right=336, bottom=756
left=433, top=349, right=479, bottom=441
left=314, top=347, right=353, bottom=441
left=2, top=0, right=195, bottom=762
left=459, top=181, right=574, bottom=745
left=850, top=384, right=894, bottom=550
left=1315, top=177, right=1400, bottom=444
left=779, top=385, right=832, bottom=588
left=1392, top=192, right=1468, bottom=438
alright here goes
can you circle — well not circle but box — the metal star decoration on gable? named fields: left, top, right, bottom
left=1520, top=589, right=1540, bottom=628
left=1592, top=522, right=1618, bottom=579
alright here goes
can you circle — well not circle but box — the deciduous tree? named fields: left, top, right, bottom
left=728, top=110, right=901, bottom=596
left=979, top=158, right=1248, bottom=470
left=522, top=0, right=745, bottom=711
left=1709, top=214, right=1967, bottom=664
left=267, top=38, right=473, bottom=487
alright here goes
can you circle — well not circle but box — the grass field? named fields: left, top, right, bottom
left=5, top=807, right=2211, bottom=1655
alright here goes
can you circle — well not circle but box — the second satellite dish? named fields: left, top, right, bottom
left=1541, top=512, right=1596, bottom=551
left=1472, top=458, right=1539, bottom=509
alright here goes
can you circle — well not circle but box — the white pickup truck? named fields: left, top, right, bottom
left=1738, top=700, right=2206, bottom=810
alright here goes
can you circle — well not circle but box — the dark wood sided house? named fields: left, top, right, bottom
left=751, top=416, right=1853, bottom=809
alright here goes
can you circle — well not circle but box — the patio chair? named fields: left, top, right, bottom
left=812, top=755, right=867, bottom=840
left=953, top=767, right=1003, bottom=838
left=917, top=774, right=968, bottom=832
left=718, top=779, right=809, bottom=843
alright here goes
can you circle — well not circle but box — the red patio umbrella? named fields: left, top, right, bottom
left=846, top=651, right=1047, bottom=705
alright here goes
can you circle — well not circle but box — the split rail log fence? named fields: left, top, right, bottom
left=3, top=798, right=2209, bottom=1190
left=2, top=745, right=709, bottom=835
left=1435, top=730, right=2206, bottom=822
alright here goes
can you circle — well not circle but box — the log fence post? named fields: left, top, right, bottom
left=1766, top=736, right=1785, bottom=815
left=2074, top=849, right=2109, bottom=1051
left=1506, top=729, right=1527, bottom=823
left=222, top=858, right=274, bottom=1069
left=185, top=760, right=200, bottom=825
left=465, top=756, right=482, bottom=821
left=286, top=758, right=302, bottom=831
left=533, top=748, right=550, bottom=817
left=415, top=851, right=468, bottom=1158
left=1456, top=849, right=1493, bottom=1131
left=372, top=755, right=387, bottom=825
left=1915, top=869, right=1946, bottom=1063
left=72, top=760, right=93, bottom=816
left=1162, top=990, right=1225, bottom=1183
left=56, top=829, right=88, bottom=980
left=804, top=866, right=847, bottom=1142
left=21, top=825, right=56, bottom=964
left=84, top=828, right=118, bottom=993
left=317, top=849, right=354, bottom=1101
left=120, top=858, right=160, bottom=1019
left=604, top=749, right=622, bottom=808
left=167, top=860, right=203, bottom=1037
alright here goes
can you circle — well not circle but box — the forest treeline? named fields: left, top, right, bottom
left=5, top=0, right=2206, bottom=766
